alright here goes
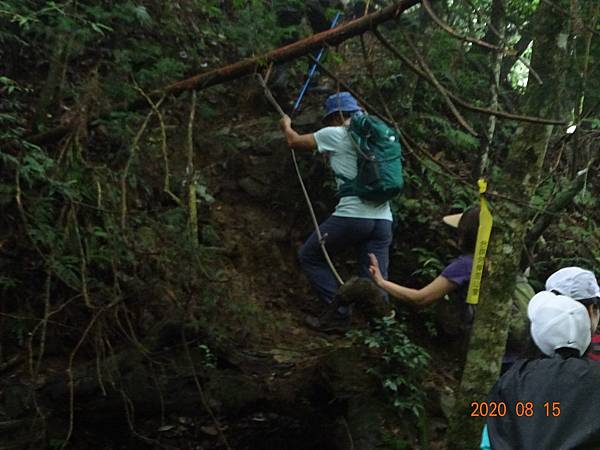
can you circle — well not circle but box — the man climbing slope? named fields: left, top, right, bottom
left=279, top=92, right=393, bottom=330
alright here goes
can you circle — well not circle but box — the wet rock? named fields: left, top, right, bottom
left=219, top=178, right=239, bottom=192
left=251, top=145, right=273, bottom=156
left=214, top=126, right=232, bottom=136
left=205, top=372, right=265, bottom=415
left=319, top=347, right=393, bottom=450
left=266, top=227, right=288, bottom=243
left=236, top=140, right=252, bottom=151
left=238, top=177, right=269, bottom=199
left=253, top=131, right=285, bottom=155
left=224, top=151, right=246, bottom=176
left=292, top=107, right=321, bottom=128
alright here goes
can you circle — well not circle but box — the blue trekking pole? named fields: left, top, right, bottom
left=291, top=11, right=342, bottom=116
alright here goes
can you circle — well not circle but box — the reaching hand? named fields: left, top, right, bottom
left=368, top=253, right=384, bottom=286
left=279, top=114, right=291, bottom=132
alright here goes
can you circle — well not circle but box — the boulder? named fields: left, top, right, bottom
left=238, top=177, right=269, bottom=199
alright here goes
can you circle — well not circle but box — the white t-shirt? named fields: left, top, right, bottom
left=313, top=125, right=392, bottom=221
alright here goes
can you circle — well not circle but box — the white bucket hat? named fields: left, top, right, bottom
left=545, top=267, right=600, bottom=304
left=528, top=291, right=591, bottom=357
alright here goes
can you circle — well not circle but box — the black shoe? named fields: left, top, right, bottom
left=298, top=299, right=328, bottom=316
left=304, top=312, right=351, bottom=334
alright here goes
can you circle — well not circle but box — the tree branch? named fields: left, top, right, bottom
left=359, top=35, right=402, bottom=131
left=120, top=95, right=165, bottom=229
left=400, top=30, right=478, bottom=136
left=186, top=91, right=199, bottom=246
left=155, top=0, right=419, bottom=98
left=20, top=0, right=422, bottom=147
left=525, top=158, right=598, bottom=246
left=421, top=0, right=503, bottom=51
left=136, top=88, right=181, bottom=203
left=463, top=0, right=543, bottom=85
left=372, top=29, right=566, bottom=125
left=540, top=0, right=600, bottom=38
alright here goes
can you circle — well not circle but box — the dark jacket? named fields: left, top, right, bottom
left=487, top=356, right=600, bottom=450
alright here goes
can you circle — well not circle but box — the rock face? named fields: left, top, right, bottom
left=292, top=107, right=321, bottom=128
left=238, top=176, right=269, bottom=199
left=254, top=130, right=285, bottom=155
left=0, top=328, right=396, bottom=450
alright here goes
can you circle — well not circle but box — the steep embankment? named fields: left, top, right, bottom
left=1, top=88, right=429, bottom=449
left=1, top=41, right=454, bottom=450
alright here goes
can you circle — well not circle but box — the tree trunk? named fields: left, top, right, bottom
left=478, top=0, right=505, bottom=176
left=32, top=33, right=72, bottom=132
left=446, top=1, right=571, bottom=448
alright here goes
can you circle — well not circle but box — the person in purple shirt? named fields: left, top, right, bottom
left=369, top=208, right=478, bottom=330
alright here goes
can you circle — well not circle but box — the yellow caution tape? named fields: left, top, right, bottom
left=466, top=179, right=493, bottom=305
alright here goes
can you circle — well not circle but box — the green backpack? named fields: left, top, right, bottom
left=336, top=114, right=403, bottom=204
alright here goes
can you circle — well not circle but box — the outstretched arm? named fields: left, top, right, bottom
left=369, top=253, right=457, bottom=309
left=279, top=115, right=317, bottom=151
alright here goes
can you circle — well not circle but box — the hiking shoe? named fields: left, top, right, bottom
left=298, top=299, right=329, bottom=316
left=304, top=313, right=351, bottom=334
left=298, top=296, right=342, bottom=316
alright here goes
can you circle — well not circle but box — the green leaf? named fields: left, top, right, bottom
left=132, top=5, right=152, bottom=25
left=384, top=379, right=398, bottom=392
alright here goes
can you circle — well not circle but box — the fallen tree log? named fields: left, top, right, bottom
left=25, top=0, right=421, bottom=146
left=156, top=0, right=420, bottom=97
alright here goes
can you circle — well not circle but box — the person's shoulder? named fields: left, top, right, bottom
left=507, top=356, right=600, bottom=381
left=564, top=355, right=600, bottom=373
left=493, top=358, right=544, bottom=393
left=444, top=254, right=473, bottom=268
left=314, top=126, right=349, bottom=153
left=534, top=357, right=600, bottom=391
left=315, top=126, right=347, bottom=137
left=454, top=254, right=474, bottom=265
left=441, top=254, right=472, bottom=279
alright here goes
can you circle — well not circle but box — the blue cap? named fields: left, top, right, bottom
left=323, top=92, right=362, bottom=119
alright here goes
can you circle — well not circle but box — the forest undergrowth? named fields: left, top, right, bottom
left=1, top=1, right=599, bottom=449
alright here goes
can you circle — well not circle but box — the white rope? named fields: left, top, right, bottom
left=256, top=74, right=345, bottom=286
